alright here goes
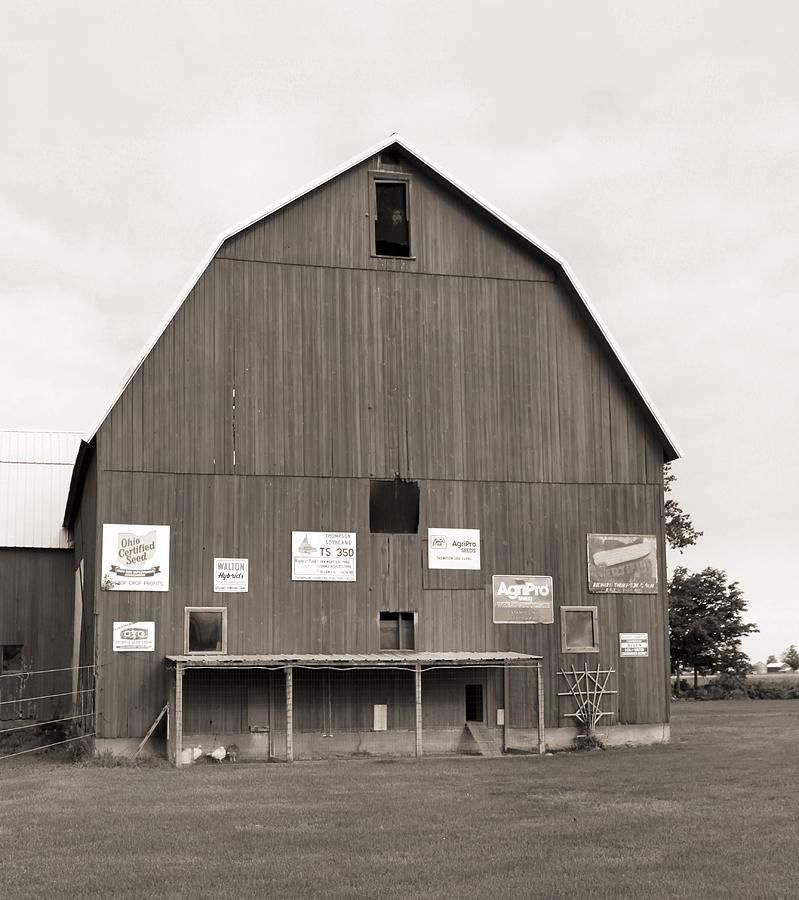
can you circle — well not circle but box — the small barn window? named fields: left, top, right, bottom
left=560, top=607, right=599, bottom=653
left=185, top=608, right=228, bottom=654
left=370, top=479, right=419, bottom=533
left=370, top=174, right=413, bottom=258
left=1, top=644, right=23, bottom=673
left=379, top=611, right=415, bottom=650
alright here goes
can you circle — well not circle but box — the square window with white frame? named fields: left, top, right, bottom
left=184, top=608, right=228, bottom=654
left=560, top=606, right=599, bottom=653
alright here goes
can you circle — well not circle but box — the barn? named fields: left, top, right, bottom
left=28, top=136, right=681, bottom=762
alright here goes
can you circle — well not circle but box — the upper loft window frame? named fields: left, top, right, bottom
left=369, top=170, right=416, bottom=260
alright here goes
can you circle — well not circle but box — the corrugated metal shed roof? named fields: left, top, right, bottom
left=0, top=430, right=82, bottom=549
left=166, top=651, right=542, bottom=667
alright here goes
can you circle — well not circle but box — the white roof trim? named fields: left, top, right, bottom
left=85, top=134, right=681, bottom=458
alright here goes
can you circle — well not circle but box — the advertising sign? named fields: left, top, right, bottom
left=427, top=528, right=481, bottom=570
left=113, top=621, right=155, bottom=652
left=587, top=534, right=658, bottom=594
left=101, top=524, right=170, bottom=592
left=619, top=632, right=649, bottom=658
left=214, top=558, right=248, bottom=593
left=492, top=575, right=554, bottom=624
left=291, top=532, right=356, bottom=582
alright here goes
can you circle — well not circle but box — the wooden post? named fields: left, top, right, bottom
left=174, top=664, right=184, bottom=767
left=503, top=662, right=509, bottom=752
left=536, top=663, right=546, bottom=755
left=415, top=664, right=422, bottom=758
left=285, top=666, right=294, bottom=763
left=167, top=667, right=176, bottom=764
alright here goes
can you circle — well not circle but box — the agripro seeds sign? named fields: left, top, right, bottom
left=214, top=558, right=248, bottom=593
left=113, top=622, right=155, bottom=652
left=291, top=532, right=356, bottom=582
left=619, top=633, right=649, bottom=658
left=587, top=534, right=658, bottom=594
left=101, top=524, right=170, bottom=591
left=492, top=575, right=554, bottom=624
left=427, top=528, right=481, bottom=570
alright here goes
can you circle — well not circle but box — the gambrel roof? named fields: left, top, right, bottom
left=81, top=134, right=681, bottom=463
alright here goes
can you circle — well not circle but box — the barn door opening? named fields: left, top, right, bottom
left=465, top=684, right=484, bottom=722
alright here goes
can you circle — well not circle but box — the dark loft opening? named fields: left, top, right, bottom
left=188, top=611, right=224, bottom=653
left=465, top=684, right=484, bottom=722
left=375, top=181, right=410, bottom=256
left=379, top=611, right=415, bottom=650
left=370, top=479, right=419, bottom=533
left=1, top=644, right=23, bottom=673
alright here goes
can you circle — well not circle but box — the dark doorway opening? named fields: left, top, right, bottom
left=465, top=684, right=484, bottom=722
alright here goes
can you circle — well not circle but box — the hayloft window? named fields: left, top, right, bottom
left=561, top=607, right=599, bottom=653
left=1, top=644, right=23, bottom=673
left=370, top=479, right=419, bottom=533
left=379, top=611, right=415, bottom=650
left=371, top=175, right=413, bottom=258
left=185, top=608, right=228, bottom=654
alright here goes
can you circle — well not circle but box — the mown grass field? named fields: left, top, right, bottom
left=1, top=701, right=796, bottom=899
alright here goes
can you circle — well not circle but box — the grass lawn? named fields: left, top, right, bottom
left=1, top=701, right=797, bottom=899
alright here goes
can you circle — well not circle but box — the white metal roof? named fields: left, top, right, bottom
left=85, top=134, right=681, bottom=459
left=0, top=430, right=82, bottom=549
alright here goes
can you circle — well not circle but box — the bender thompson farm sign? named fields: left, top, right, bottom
left=101, top=524, right=170, bottom=591
left=587, top=533, right=658, bottom=594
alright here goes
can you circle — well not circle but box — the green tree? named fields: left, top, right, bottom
left=767, top=654, right=778, bottom=664
left=664, top=463, right=703, bottom=551
left=781, top=645, right=799, bottom=672
left=669, top=566, right=758, bottom=688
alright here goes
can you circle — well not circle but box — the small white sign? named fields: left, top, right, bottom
left=427, top=528, right=481, bottom=570
left=101, top=524, right=170, bottom=592
left=291, top=532, right=357, bottom=582
left=214, top=558, right=248, bottom=592
left=113, top=621, right=155, bottom=652
left=619, top=632, right=649, bottom=658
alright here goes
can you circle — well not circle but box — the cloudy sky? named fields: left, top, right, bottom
left=1, top=1, right=796, bottom=663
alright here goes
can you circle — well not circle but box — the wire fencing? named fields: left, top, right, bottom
left=0, top=664, right=95, bottom=761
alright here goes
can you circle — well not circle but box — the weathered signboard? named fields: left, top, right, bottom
left=492, top=575, right=554, bottom=624
left=291, top=532, right=356, bottom=582
left=427, top=528, right=481, bottom=570
left=214, top=558, right=248, bottom=592
left=619, top=632, right=649, bottom=658
left=587, top=534, right=658, bottom=594
left=113, top=621, right=155, bottom=652
left=101, top=524, right=170, bottom=591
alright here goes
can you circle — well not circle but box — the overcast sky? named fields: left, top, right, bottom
left=1, top=1, right=796, bottom=663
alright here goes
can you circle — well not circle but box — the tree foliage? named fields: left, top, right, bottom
left=664, top=463, right=703, bottom=551
left=781, top=645, right=799, bottom=672
left=669, top=566, right=758, bottom=683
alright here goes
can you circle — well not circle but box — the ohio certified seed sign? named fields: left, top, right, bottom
left=291, top=532, right=356, bottom=582
left=492, top=575, right=554, bottom=624
left=101, top=524, right=170, bottom=591
left=214, top=558, right=248, bottom=593
left=587, top=533, right=658, bottom=594
left=427, top=528, right=481, bottom=570
left=113, top=621, right=155, bottom=652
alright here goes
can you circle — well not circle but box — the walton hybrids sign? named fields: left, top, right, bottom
left=101, top=524, right=170, bottom=591
left=492, top=575, right=554, bottom=624
left=427, top=528, right=481, bottom=570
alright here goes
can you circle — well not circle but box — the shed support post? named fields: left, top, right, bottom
left=174, top=664, right=184, bottom=767
left=536, top=663, right=546, bottom=755
left=285, top=666, right=294, bottom=763
left=415, top=664, right=423, bottom=758
left=503, top=662, right=509, bottom=752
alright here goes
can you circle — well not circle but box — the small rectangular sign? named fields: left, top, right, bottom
left=619, top=632, right=649, bottom=658
left=214, top=558, right=248, bottom=592
left=101, top=524, right=170, bottom=592
left=113, top=621, right=155, bottom=652
left=587, top=533, right=658, bottom=594
left=427, top=528, right=481, bottom=570
left=291, top=532, right=357, bottom=582
left=492, top=575, right=554, bottom=624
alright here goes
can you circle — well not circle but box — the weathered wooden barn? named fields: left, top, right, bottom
left=55, top=136, right=680, bottom=762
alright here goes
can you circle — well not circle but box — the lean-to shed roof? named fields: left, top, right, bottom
left=0, top=430, right=82, bottom=548
left=82, top=134, right=681, bottom=459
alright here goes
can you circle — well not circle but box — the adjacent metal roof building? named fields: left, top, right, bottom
left=0, top=430, right=82, bottom=549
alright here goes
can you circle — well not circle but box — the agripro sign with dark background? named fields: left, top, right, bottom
left=492, top=575, right=554, bottom=624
